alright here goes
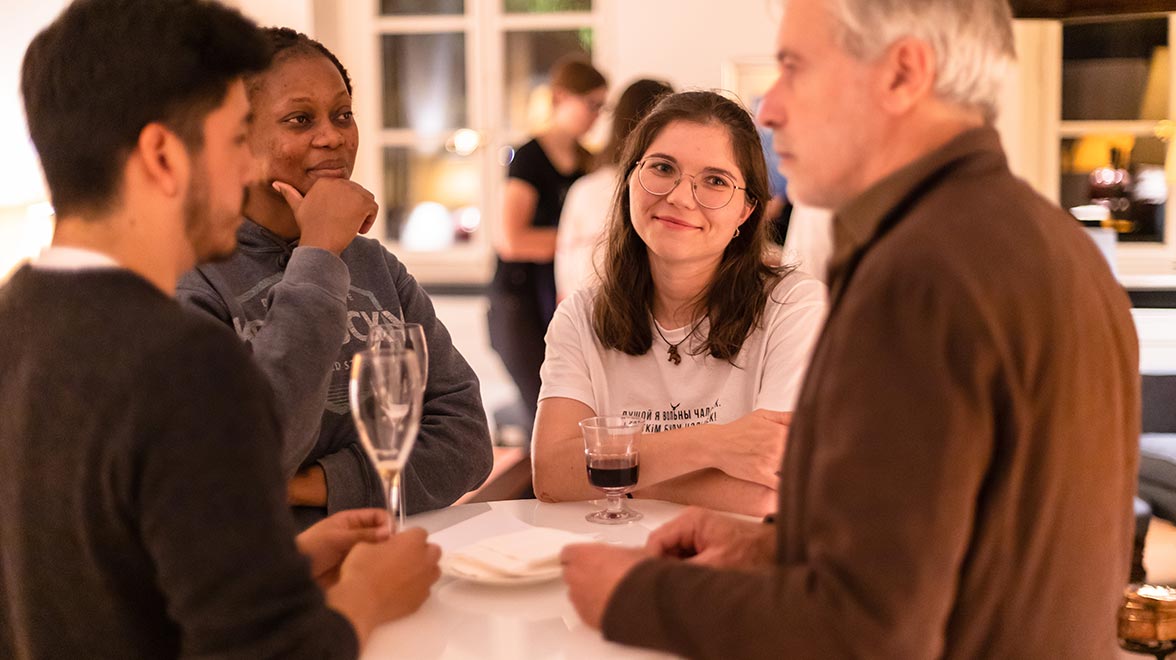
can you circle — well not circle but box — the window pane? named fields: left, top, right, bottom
left=503, top=30, right=593, bottom=134
left=379, top=0, right=464, bottom=15
left=383, top=146, right=482, bottom=250
left=382, top=33, right=467, bottom=130
left=1062, top=18, right=1169, bottom=121
left=504, top=0, right=590, bottom=12
left=1060, top=133, right=1167, bottom=242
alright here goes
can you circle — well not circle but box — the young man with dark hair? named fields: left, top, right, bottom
left=0, top=1, right=439, bottom=657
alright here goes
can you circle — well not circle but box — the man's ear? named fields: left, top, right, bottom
left=876, top=36, right=937, bottom=115
left=134, top=122, right=189, bottom=198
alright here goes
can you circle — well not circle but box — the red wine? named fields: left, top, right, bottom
left=587, top=456, right=639, bottom=489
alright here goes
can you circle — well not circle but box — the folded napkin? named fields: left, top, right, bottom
left=448, top=527, right=594, bottom=577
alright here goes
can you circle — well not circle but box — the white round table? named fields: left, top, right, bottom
left=360, top=498, right=688, bottom=659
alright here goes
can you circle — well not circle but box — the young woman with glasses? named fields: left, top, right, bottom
left=531, top=91, right=827, bottom=516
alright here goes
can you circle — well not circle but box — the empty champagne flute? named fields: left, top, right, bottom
left=349, top=347, right=424, bottom=532
left=580, top=416, right=643, bottom=524
left=369, top=322, right=428, bottom=384
left=368, top=321, right=427, bottom=528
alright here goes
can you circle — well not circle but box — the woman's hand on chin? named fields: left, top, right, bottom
left=273, top=178, right=378, bottom=255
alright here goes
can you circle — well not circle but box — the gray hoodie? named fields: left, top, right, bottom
left=178, top=220, right=492, bottom=528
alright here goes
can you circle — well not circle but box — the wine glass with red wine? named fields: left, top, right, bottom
left=579, top=416, right=643, bottom=524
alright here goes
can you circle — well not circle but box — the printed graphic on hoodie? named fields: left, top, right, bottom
left=232, top=282, right=402, bottom=414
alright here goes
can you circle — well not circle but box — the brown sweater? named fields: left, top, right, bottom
left=603, top=127, right=1140, bottom=659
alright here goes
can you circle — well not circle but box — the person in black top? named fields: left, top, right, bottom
left=489, top=55, right=607, bottom=422
left=1, top=1, right=439, bottom=657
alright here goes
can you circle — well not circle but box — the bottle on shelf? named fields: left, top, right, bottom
left=1089, top=147, right=1135, bottom=234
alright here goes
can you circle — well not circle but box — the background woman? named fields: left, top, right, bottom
left=532, top=91, right=826, bottom=516
left=179, top=28, right=492, bottom=529
left=488, top=55, right=608, bottom=425
left=555, top=78, right=673, bottom=299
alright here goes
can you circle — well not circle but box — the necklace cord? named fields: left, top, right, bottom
left=652, top=315, right=707, bottom=365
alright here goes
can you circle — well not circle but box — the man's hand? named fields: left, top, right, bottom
left=295, top=508, right=391, bottom=589
left=714, top=409, right=791, bottom=488
left=327, top=527, right=441, bottom=648
left=272, top=178, right=378, bottom=255
left=287, top=465, right=328, bottom=507
left=560, top=543, right=649, bottom=630
left=645, top=507, right=777, bottom=569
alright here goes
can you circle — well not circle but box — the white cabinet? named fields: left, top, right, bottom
left=1002, top=15, right=1176, bottom=275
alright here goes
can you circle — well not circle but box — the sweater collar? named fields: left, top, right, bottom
left=826, top=125, right=1008, bottom=302
left=236, top=217, right=299, bottom=253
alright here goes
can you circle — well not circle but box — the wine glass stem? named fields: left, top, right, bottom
left=606, top=492, right=624, bottom=515
left=399, top=485, right=407, bottom=530
left=386, top=470, right=402, bottom=533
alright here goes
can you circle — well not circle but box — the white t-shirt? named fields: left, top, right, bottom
left=32, top=246, right=120, bottom=271
left=554, top=166, right=619, bottom=299
left=539, top=271, right=827, bottom=433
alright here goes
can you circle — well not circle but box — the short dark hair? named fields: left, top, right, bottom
left=252, top=27, right=353, bottom=98
left=549, top=55, right=607, bottom=95
left=593, top=91, right=793, bottom=361
left=21, top=0, right=271, bottom=216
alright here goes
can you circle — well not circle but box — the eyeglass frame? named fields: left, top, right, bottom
left=633, top=157, right=753, bottom=210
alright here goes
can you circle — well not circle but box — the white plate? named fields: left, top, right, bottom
left=440, top=554, right=563, bottom=586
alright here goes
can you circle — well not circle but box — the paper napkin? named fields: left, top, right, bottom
left=448, top=527, right=594, bottom=577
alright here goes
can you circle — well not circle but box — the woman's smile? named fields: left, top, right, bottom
left=652, top=213, right=699, bottom=231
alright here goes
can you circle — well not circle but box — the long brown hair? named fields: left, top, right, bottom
left=591, top=91, right=792, bottom=362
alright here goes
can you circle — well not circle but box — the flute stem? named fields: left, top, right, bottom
left=386, top=470, right=402, bottom=533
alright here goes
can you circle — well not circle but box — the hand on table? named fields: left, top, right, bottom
left=561, top=507, right=779, bottom=630
left=273, top=177, right=378, bottom=255
left=715, top=409, right=791, bottom=488
left=560, top=543, right=650, bottom=630
left=327, top=527, right=441, bottom=648
left=287, top=464, right=327, bottom=507
left=296, top=508, right=391, bottom=589
left=646, top=506, right=777, bottom=570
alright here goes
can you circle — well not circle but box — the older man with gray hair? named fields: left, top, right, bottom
left=559, top=0, right=1140, bottom=658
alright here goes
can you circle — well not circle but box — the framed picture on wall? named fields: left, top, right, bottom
left=720, top=55, right=801, bottom=257
left=720, top=56, right=779, bottom=119
left=718, top=54, right=837, bottom=280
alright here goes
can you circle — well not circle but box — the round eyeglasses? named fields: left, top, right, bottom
left=635, top=157, right=749, bottom=210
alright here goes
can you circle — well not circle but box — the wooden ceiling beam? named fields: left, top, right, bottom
left=1010, top=0, right=1176, bottom=19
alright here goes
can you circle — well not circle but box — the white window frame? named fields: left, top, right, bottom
left=323, top=0, right=611, bottom=285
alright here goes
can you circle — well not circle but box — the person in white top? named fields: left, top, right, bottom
left=555, top=78, right=673, bottom=300
left=533, top=91, right=827, bottom=516
left=779, top=201, right=834, bottom=282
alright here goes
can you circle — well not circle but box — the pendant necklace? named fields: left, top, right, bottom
left=652, top=316, right=707, bottom=366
